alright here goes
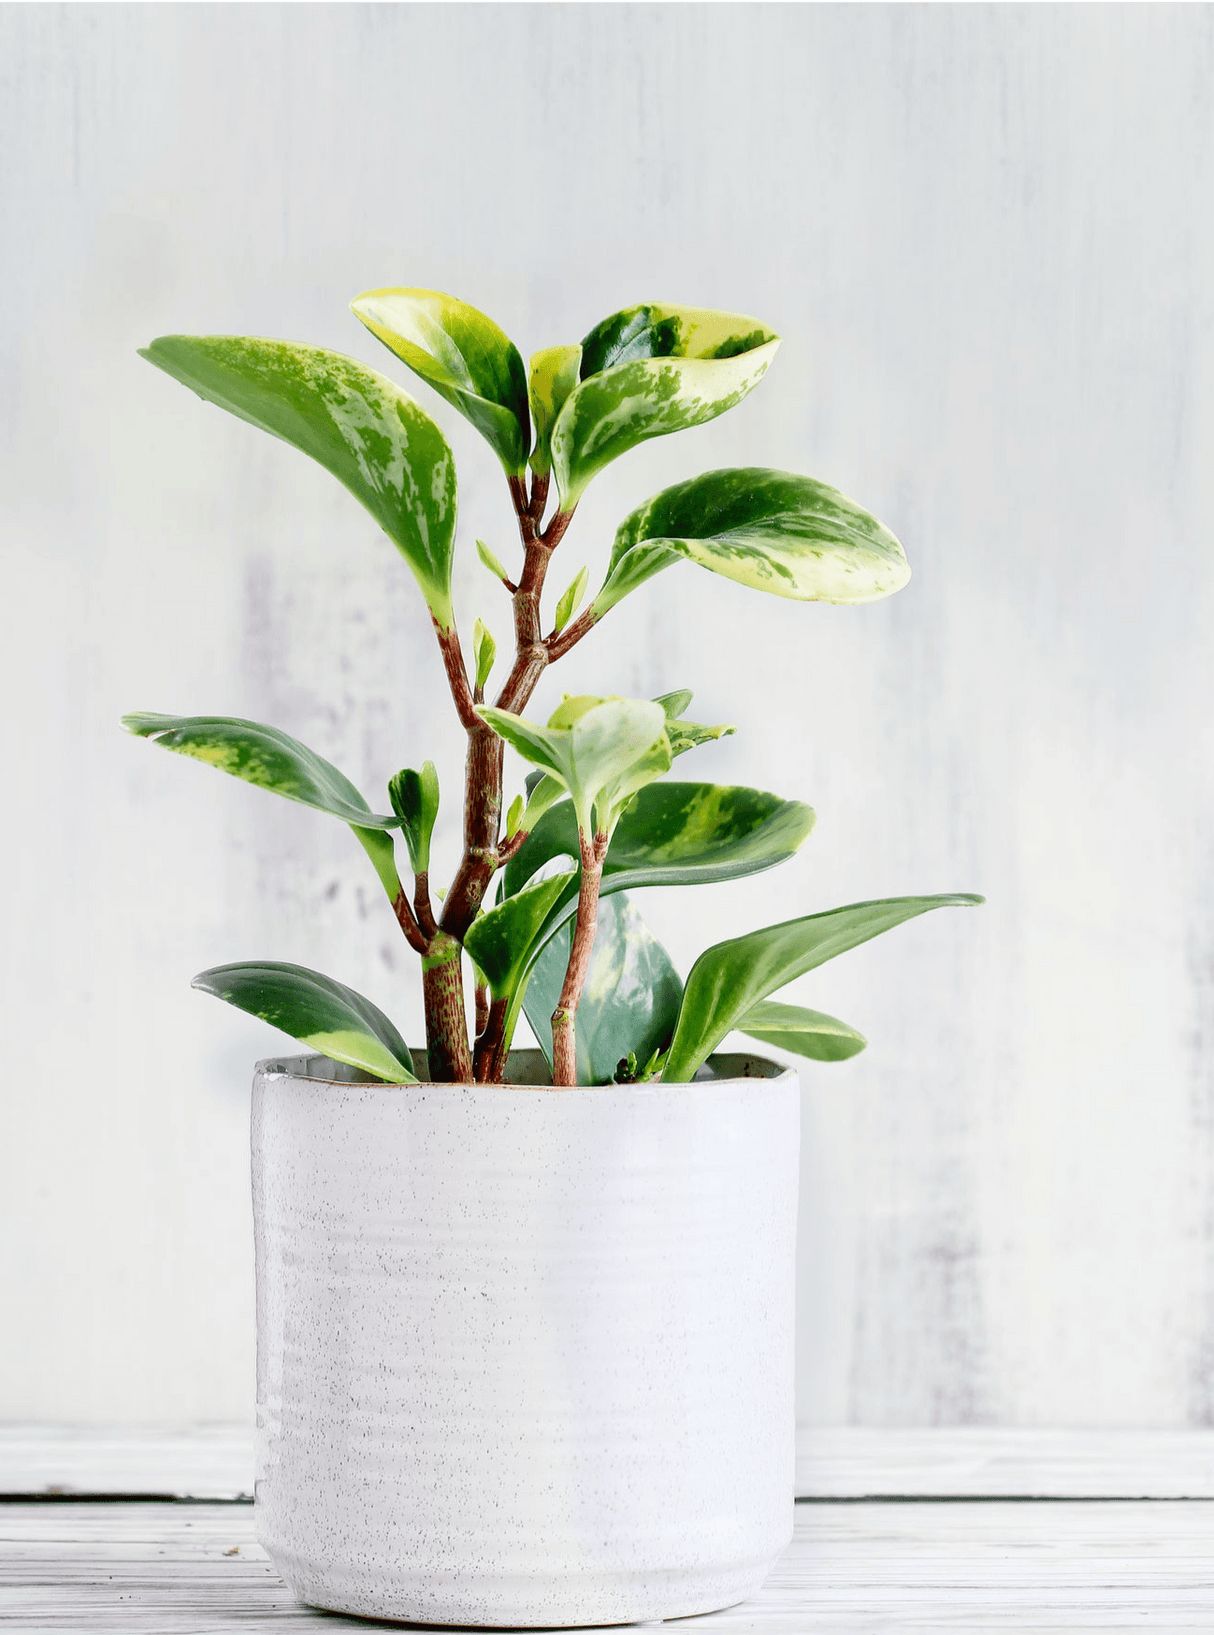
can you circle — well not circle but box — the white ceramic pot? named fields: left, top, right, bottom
left=252, top=1049, right=799, bottom=1628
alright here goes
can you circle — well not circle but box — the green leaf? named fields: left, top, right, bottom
left=505, top=793, right=525, bottom=839
left=478, top=695, right=670, bottom=835
left=553, top=565, right=588, bottom=634
left=550, top=304, right=779, bottom=507
left=529, top=345, right=582, bottom=477
left=139, top=336, right=458, bottom=626
left=462, top=868, right=577, bottom=1001
left=473, top=618, right=497, bottom=694
left=595, top=467, right=909, bottom=617
left=523, top=893, right=683, bottom=1085
left=477, top=536, right=512, bottom=585
left=123, top=712, right=405, bottom=902
left=663, top=894, right=985, bottom=1083
left=193, top=961, right=416, bottom=1082
left=655, top=689, right=695, bottom=720
left=736, top=1000, right=867, bottom=1063
left=505, top=781, right=814, bottom=901
left=351, top=287, right=530, bottom=477
left=388, top=761, right=439, bottom=877
left=122, top=712, right=399, bottom=827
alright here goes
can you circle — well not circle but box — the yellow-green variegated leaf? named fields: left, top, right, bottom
left=193, top=961, right=416, bottom=1082
left=553, top=565, right=588, bottom=633
left=550, top=304, right=779, bottom=508
left=123, top=711, right=405, bottom=902
left=139, top=336, right=458, bottom=625
left=663, top=894, right=984, bottom=1083
left=529, top=345, right=582, bottom=477
left=351, top=288, right=530, bottom=477
left=478, top=696, right=670, bottom=836
left=473, top=618, right=497, bottom=693
left=595, top=467, right=909, bottom=617
left=737, top=1000, right=867, bottom=1063
left=388, top=761, right=439, bottom=877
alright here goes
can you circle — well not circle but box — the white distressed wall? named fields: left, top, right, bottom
left=2, top=4, right=1213, bottom=1429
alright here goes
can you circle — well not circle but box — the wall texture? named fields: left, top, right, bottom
left=3, top=4, right=1213, bottom=1427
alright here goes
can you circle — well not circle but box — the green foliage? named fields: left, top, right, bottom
left=594, top=468, right=910, bottom=617
left=479, top=695, right=671, bottom=837
left=473, top=619, right=497, bottom=694
left=736, top=1000, right=867, bottom=1063
left=523, top=894, right=682, bottom=1085
left=192, top=961, right=416, bottom=1082
left=550, top=305, right=779, bottom=507
left=129, top=284, right=980, bottom=1089
left=351, top=287, right=531, bottom=477
left=388, top=762, right=440, bottom=878
left=663, top=895, right=984, bottom=1083
left=139, top=336, right=458, bottom=626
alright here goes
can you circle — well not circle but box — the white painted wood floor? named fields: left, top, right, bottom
left=2, top=1432, right=1213, bottom=1631
left=3, top=1498, right=1214, bottom=1632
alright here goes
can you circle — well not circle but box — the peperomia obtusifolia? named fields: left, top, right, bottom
left=124, top=289, right=981, bottom=1088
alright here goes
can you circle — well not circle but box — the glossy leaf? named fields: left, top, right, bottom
left=504, top=781, right=814, bottom=901
left=663, top=894, right=984, bottom=1083
left=121, top=712, right=399, bottom=827
left=737, top=999, right=867, bottom=1063
left=478, top=696, right=670, bottom=835
left=594, top=467, right=909, bottom=618
left=473, top=618, right=497, bottom=694
left=139, top=336, right=458, bottom=625
left=553, top=565, right=588, bottom=633
left=123, top=712, right=405, bottom=901
left=529, top=344, right=582, bottom=476
left=388, top=761, right=439, bottom=877
left=462, top=869, right=577, bottom=1001
left=193, top=961, right=416, bottom=1082
left=523, top=893, right=683, bottom=1085
left=351, top=287, right=530, bottom=476
left=505, top=793, right=524, bottom=839
left=550, top=304, right=779, bottom=507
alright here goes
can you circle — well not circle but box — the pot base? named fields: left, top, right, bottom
left=279, top=1550, right=780, bottom=1628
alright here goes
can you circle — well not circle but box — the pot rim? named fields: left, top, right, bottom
left=255, top=1048, right=795, bottom=1094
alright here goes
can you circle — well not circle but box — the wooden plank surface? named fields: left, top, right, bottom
left=6, top=1426, right=1214, bottom=1502
left=2, top=1499, right=1213, bottom=1632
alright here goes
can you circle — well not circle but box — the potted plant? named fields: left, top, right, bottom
left=126, top=288, right=980, bottom=1627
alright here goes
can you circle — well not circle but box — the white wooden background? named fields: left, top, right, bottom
left=2, top=5, right=1214, bottom=1434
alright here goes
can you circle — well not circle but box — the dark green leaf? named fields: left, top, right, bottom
left=523, top=893, right=683, bottom=1086
left=388, top=762, right=439, bottom=877
left=663, top=894, right=984, bottom=1082
left=462, top=869, right=577, bottom=1001
left=193, top=961, right=416, bottom=1082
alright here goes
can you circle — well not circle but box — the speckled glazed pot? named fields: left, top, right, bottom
left=251, top=1049, right=799, bottom=1628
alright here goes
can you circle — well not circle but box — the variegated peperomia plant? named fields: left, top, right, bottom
left=125, top=289, right=980, bottom=1088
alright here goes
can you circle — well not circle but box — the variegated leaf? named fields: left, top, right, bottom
left=529, top=344, right=582, bottom=476
left=351, top=287, right=530, bottom=476
left=139, top=336, right=458, bottom=625
left=193, top=961, right=416, bottom=1082
left=550, top=304, right=779, bottom=507
left=478, top=696, right=671, bottom=835
left=388, top=762, right=439, bottom=878
left=523, top=893, right=683, bottom=1085
left=594, top=467, right=909, bottom=617
left=663, top=894, right=984, bottom=1083
left=124, top=711, right=404, bottom=900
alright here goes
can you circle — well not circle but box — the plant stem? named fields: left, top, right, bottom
left=550, top=829, right=608, bottom=1088
left=422, top=931, right=471, bottom=1082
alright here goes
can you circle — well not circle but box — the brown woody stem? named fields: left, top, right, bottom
left=550, top=829, right=608, bottom=1088
left=413, top=871, right=437, bottom=940
left=422, top=932, right=471, bottom=1082
left=391, top=888, right=429, bottom=956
